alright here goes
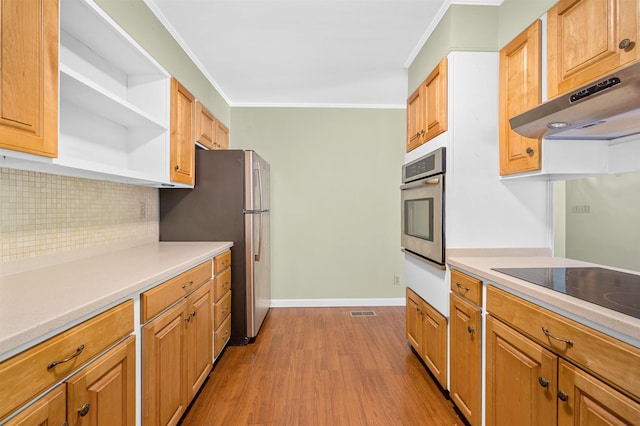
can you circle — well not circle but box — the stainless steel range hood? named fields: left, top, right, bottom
left=510, top=61, right=640, bottom=140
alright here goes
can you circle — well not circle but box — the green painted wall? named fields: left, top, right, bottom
left=95, top=0, right=562, bottom=301
left=94, top=0, right=230, bottom=125
left=231, top=107, right=406, bottom=300
left=408, top=0, right=557, bottom=94
left=498, top=0, right=557, bottom=49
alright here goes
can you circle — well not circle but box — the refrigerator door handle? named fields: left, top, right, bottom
left=255, top=161, right=264, bottom=211
left=255, top=212, right=263, bottom=262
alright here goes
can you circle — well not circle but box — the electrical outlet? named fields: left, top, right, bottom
left=393, top=275, right=400, bottom=285
left=139, top=201, right=146, bottom=219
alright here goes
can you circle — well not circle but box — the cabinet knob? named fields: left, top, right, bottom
left=557, top=390, right=569, bottom=402
left=619, top=38, right=635, bottom=51
left=538, top=376, right=549, bottom=388
left=78, top=403, right=91, bottom=417
left=526, top=147, right=534, bottom=155
left=467, top=326, right=475, bottom=334
left=175, top=164, right=180, bottom=171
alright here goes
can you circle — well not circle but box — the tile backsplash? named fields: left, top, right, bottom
left=0, top=168, right=158, bottom=262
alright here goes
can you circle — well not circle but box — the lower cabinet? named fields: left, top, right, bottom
left=0, top=301, right=134, bottom=424
left=405, top=288, right=447, bottom=389
left=487, top=285, right=640, bottom=426
left=4, top=384, right=66, bottom=426
left=4, top=335, right=136, bottom=426
left=143, top=299, right=188, bottom=426
left=142, top=280, right=213, bottom=426
left=449, top=294, right=482, bottom=426
left=186, top=282, right=213, bottom=401
left=487, top=314, right=640, bottom=426
left=558, top=359, right=640, bottom=425
left=66, top=336, right=136, bottom=426
left=486, top=315, right=557, bottom=426
left=213, top=251, right=232, bottom=358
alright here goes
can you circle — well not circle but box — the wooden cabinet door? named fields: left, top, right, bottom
left=66, top=336, right=135, bottom=426
left=406, top=85, right=424, bottom=152
left=557, top=359, right=640, bottom=426
left=3, top=384, right=66, bottom=426
left=486, top=316, right=557, bottom=426
left=195, top=101, right=216, bottom=150
left=186, top=282, right=213, bottom=400
left=143, top=300, right=188, bottom=426
left=420, top=301, right=447, bottom=389
left=499, top=20, right=541, bottom=176
left=0, top=0, right=58, bottom=157
left=423, top=57, right=447, bottom=142
left=405, top=288, right=422, bottom=352
left=449, top=294, right=481, bottom=426
left=215, top=120, right=229, bottom=150
left=547, top=0, right=639, bottom=98
left=170, top=78, right=195, bottom=185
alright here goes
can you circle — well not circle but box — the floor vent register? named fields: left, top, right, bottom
left=349, top=311, right=376, bottom=317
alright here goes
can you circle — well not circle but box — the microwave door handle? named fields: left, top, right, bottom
left=400, top=177, right=440, bottom=190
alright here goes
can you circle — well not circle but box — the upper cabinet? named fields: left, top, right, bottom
left=0, top=0, right=58, bottom=157
left=215, top=120, right=230, bottom=150
left=170, top=78, right=195, bottom=185
left=56, top=0, right=173, bottom=185
left=0, top=0, right=210, bottom=188
left=547, top=0, right=639, bottom=98
left=196, top=101, right=229, bottom=150
left=499, top=20, right=542, bottom=176
left=196, top=101, right=216, bottom=150
left=406, top=57, right=447, bottom=152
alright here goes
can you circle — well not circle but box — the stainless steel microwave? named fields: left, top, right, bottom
left=401, top=148, right=445, bottom=266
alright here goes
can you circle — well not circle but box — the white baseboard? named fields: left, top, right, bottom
left=270, top=298, right=405, bottom=308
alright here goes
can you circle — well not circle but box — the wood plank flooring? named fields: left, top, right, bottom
left=181, top=307, right=463, bottom=425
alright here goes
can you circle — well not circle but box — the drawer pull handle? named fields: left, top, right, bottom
left=456, top=282, right=470, bottom=293
left=538, top=376, right=549, bottom=388
left=47, top=344, right=85, bottom=369
left=557, top=390, right=569, bottom=402
left=182, top=280, right=194, bottom=290
left=78, top=403, right=91, bottom=417
left=541, top=327, right=573, bottom=346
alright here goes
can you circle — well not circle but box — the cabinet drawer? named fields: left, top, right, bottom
left=0, top=300, right=134, bottom=421
left=451, top=269, right=482, bottom=306
left=141, top=260, right=212, bottom=323
left=214, top=251, right=231, bottom=274
left=214, top=290, right=232, bottom=329
left=487, top=285, right=640, bottom=401
left=213, top=267, right=231, bottom=302
left=214, top=314, right=231, bottom=358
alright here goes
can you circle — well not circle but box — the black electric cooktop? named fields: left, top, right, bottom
left=492, top=267, right=640, bottom=319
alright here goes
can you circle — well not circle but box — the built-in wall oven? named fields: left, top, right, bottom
left=401, top=147, right=445, bottom=267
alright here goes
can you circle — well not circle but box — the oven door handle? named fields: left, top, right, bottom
left=400, top=177, right=440, bottom=190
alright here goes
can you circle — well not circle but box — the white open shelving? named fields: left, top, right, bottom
left=0, top=0, right=186, bottom=187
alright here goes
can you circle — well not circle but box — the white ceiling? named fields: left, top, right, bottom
left=145, top=0, right=498, bottom=108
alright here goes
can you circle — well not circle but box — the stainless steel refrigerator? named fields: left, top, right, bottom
left=159, top=149, right=271, bottom=345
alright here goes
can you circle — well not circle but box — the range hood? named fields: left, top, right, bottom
left=510, top=60, right=640, bottom=140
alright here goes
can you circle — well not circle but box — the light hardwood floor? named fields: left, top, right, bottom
left=181, top=307, right=463, bottom=425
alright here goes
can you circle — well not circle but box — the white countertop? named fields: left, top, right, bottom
left=0, top=241, right=233, bottom=358
left=447, top=252, right=640, bottom=347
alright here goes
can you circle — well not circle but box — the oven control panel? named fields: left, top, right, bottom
left=403, top=147, right=446, bottom=183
